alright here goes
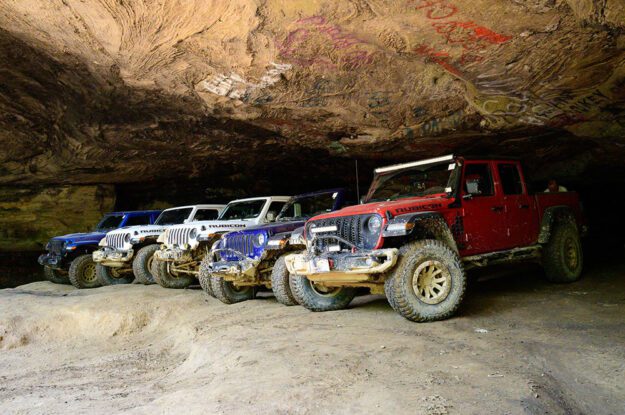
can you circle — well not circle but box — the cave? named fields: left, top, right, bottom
left=0, top=1, right=624, bottom=413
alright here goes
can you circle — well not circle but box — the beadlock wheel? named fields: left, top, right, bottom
left=83, top=263, right=97, bottom=283
left=310, top=283, right=341, bottom=297
left=564, top=236, right=579, bottom=271
left=412, top=260, right=452, bottom=305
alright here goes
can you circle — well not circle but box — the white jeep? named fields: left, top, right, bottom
left=153, top=196, right=290, bottom=289
left=92, top=205, right=225, bottom=285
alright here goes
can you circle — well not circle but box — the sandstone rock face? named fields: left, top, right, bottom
left=0, top=1, right=624, bottom=251
left=0, top=185, right=115, bottom=251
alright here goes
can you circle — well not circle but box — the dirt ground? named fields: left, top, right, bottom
left=0, top=262, right=624, bottom=415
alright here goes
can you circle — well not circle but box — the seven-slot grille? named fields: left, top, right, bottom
left=166, top=227, right=194, bottom=246
left=48, top=240, right=65, bottom=254
left=307, top=215, right=372, bottom=251
left=222, top=233, right=256, bottom=260
left=106, top=233, right=129, bottom=249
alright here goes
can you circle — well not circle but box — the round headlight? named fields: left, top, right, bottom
left=124, top=233, right=130, bottom=243
left=367, top=215, right=382, bottom=234
left=254, top=233, right=266, bottom=248
left=189, top=228, right=198, bottom=239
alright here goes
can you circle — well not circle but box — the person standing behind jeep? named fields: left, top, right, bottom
left=545, top=179, right=568, bottom=193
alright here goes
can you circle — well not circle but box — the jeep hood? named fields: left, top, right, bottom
left=167, top=219, right=253, bottom=235
left=309, top=194, right=454, bottom=221
left=223, top=220, right=306, bottom=238
left=108, top=224, right=168, bottom=235
left=51, top=232, right=105, bottom=245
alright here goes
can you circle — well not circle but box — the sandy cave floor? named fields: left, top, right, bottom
left=0, top=262, right=624, bottom=415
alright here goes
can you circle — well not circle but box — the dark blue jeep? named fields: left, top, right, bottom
left=38, top=210, right=160, bottom=288
left=199, top=189, right=346, bottom=305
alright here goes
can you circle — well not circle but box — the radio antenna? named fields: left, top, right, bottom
left=355, top=159, right=360, bottom=203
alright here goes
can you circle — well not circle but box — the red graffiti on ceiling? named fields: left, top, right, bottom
left=410, top=0, right=512, bottom=75
left=278, top=16, right=377, bottom=70
left=413, top=44, right=463, bottom=76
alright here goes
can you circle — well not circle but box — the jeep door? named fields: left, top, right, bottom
left=460, top=160, right=510, bottom=255
left=495, top=162, right=538, bottom=247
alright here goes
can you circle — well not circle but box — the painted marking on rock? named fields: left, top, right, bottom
left=198, top=62, right=291, bottom=100
left=278, top=16, right=378, bottom=70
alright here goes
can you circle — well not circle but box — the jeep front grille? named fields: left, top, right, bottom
left=166, top=227, right=193, bottom=246
left=49, top=240, right=64, bottom=254
left=106, top=233, right=128, bottom=249
left=222, top=234, right=255, bottom=260
left=307, top=215, right=376, bottom=251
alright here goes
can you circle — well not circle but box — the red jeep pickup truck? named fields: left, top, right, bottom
left=285, top=155, right=585, bottom=322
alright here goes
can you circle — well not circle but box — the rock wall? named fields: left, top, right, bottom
left=0, top=185, right=115, bottom=251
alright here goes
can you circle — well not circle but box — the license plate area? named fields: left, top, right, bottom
left=311, top=258, right=330, bottom=273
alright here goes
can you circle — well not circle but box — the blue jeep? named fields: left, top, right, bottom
left=200, top=189, right=346, bottom=305
left=38, top=210, right=160, bottom=288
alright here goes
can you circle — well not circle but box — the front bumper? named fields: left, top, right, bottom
left=285, top=248, right=398, bottom=282
left=208, top=248, right=261, bottom=279
left=38, top=253, right=65, bottom=269
left=92, top=247, right=134, bottom=267
left=154, top=247, right=193, bottom=262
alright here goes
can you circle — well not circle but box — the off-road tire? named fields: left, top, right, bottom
left=43, top=266, right=70, bottom=285
left=289, top=274, right=305, bottom=305
left=69, top=254, right=102, bottom=289
left=543, top=222, right=583, bottom=283
left=132, top=244, right=159, bottom=285
left=96, top=264, right=133, bottom=285
left=271, top=255, right=299, bottom=306
left=210, top=275, right=255, bottom=304
left=383, top=243, right=418, bottom=313
left=386, top=240, right=466, bottom=322
left=290, top=274, right=356, bottom=312
left=152, top=260, right=194, bottom=289
left=197, top=256, right=215, bottom=298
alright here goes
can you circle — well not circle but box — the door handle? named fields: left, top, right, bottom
left=491, top=206, right=504, bottom=212
left=519, top=204, right=529, bottom=209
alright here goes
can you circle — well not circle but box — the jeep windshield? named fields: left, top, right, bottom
left=218, top=200, right=266, bottom=220
left=277, top=192, right=337, bottom=221
left=95, top=214, right=124, bottom=231
left=367, top=160, right=457, bottom=202
left=155, top=208, right=193, bottom=225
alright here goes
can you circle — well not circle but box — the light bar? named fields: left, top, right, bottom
left=375, top=154, right=454, bottom=174
left=310, top=225, right=338, bottom=233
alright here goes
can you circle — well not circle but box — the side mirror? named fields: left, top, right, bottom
left=266, top=211, right=276, bottom=222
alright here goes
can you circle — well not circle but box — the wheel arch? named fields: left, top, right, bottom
left=386, top=212, right=459, bottom=254
left=538, top=206, right=577, bottom=244
left=67, top=244, right=99, bottom=260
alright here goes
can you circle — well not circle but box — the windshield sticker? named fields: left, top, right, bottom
left=448, top=163, right=455, bottom=170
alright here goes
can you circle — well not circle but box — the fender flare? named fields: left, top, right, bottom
left=538, top=206, right=577, bottom=244
left=383, top=212, right=459, bottom=254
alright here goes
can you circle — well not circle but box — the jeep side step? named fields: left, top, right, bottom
left=462, top=245, right=541, bottom=270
